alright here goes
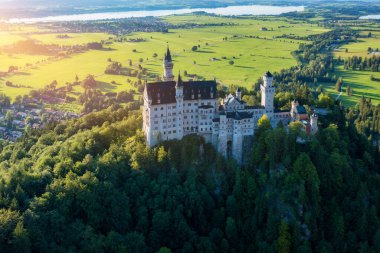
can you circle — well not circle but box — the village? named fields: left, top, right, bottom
left=0, top=98, right=80, bottom=141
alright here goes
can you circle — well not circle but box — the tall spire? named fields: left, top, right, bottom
left=165, top=45, right=172, bottom=62
left=177, top=71, right=183, bottom=87
left=265, top=70, right=273, bottom=77
left=163, top=45, right=174, bottom=81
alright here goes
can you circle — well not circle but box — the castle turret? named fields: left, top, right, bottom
left=236, top=87, right=242, bottom=100
left=143, top=80, right=154, bottom=147
left=175, top=73, right=184, bottom=140
left=290, top=100, right=299, bottom=119
left=218, top=113, right=228, bottom=158
left=310, top=112, right=318, bottom=134
left=163, top=46, right=174, bottom=81
left=261, top=71, right=275, bottom=114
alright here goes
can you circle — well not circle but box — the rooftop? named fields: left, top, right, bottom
left=146, top=80, right=217, bottom=105
left=265, top=71, right=273, bottom=78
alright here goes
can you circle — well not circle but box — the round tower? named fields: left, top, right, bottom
left=175, top=73, right=184, bottom=140
left=290, top=100, right=299, bottom=119
left=310, top=112, right=318, bottom=134
left=163, top=46, right=174, bottom=81
left=236, top=87, right=242, bottom=100
left=261, top=71, right=275, bottom=113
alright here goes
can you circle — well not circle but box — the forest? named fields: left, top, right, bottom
left=0, top=96, right=378, bottom=252
left=0, top=2, right=379, bottom=252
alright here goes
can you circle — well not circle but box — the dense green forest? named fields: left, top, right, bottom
left=0, top=4, right=380, bottom=252
left=0, top=101, right=378, bottom=252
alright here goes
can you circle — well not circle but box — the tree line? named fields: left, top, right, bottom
left=339, top=55, right=380, bottom=72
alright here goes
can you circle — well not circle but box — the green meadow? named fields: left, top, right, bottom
left=329, top=30, right=380, bottom=106
left=0, top=15, right=329, bottom=100
left=324, top=66, right=380, bottom=107
left=334, top=31, right=380, bottom=59
left=28, top=33, right=112, bottom=46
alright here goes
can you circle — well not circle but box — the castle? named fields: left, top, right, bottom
left=143, top=47, right=318, bottom=164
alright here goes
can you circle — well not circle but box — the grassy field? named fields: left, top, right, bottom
left=330, top=29, right=380, bottom=107
left=28, top=33, right=112, bottom=46
left=324, top=66, right=380, bottom=107
left=0, top=32, right=25, bottom=46
left=0, top=15, right=329, bottom=100
left=334, top=31, right=380, bottom=59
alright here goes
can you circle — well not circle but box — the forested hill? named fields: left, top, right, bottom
left=0, top=104, right=379, bottom=253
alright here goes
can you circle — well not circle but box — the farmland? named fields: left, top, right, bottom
left=0, top=15, right=328, bottom=100
left=328, top=29, right=380, bottom=106
left=324, top=66, right=380, bottom=107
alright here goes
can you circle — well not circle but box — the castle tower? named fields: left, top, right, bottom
left=163, top=46, right=174, bottom=81
left=218, top=113, right=228, bottom=158
left=232, top=116, right=243, bottom=164
left=236, top=87, right=242, bottom=100
left=175, top=73, right=184, bottom=140
left=310, top=112, right=318, bottom=134
left=143, top=81, right=154, bottom=147
left=261, top=71, right=275, bottom=114
left=290, top=100, right=299, bottom=120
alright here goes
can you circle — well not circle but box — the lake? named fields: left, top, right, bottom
left=359, top=15, right=380, bottom=20
left=7, top=5, right=304, bottom=23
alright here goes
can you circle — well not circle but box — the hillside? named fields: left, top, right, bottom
left=0, top=102, right=379, bottom=252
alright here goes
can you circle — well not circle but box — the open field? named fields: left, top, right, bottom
left=0, top=53, right=48, bottom=72
left=0, top=32, right=26, bottom=46
left=323, top=66, right=380, bottom=107
left=334, top=31, right=380, bottom=59
left=0, top=15, right=329, bottom=100
left=331, top=28, right=380, bottom=107
left=28, top=33, right=112, bottom=46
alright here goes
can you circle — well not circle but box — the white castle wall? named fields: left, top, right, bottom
left=143, top=51, right=318, bottom=164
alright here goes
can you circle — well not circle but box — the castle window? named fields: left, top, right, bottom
left=154, top=108, right=157, bottom=111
